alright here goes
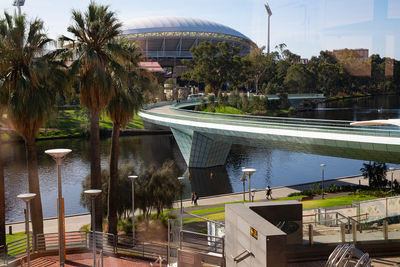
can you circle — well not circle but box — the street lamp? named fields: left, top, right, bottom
left=84, top=189, right=102, bottom=267
left=12, top=0, right=25, bottom=16
left=264, top=3, right=272, bottom=54
left=389, top=168, right=394, bottom=197
left=45, top=148, right=71, bottom=267
left=128, top=175, right=138, bottom=245
left=17, top=193, right=36, bottom=267
left=320, top=164, right=326, bottom=199
left=178, top=177, right=184, bottom=228
left=242, top=168, right=256, bottom=202
left=240, top=173, right=247, bottom=201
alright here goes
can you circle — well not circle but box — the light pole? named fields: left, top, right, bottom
left=84, top=189, right=102, bottom=267
left=242, top=168, right=256, bottom=202
left=240, top=173, right=247, bottom=201
left=178, top=177, right=184, bottom=228
left=45, top=148, right=71, bottom=267
left=128, top=175, right=138, bottom=245
left=320, top=164, right=326, bottom=199
left=264, top=3, right=272, bottom=54
left=17, top=193, right=36, bottom=267
left=12, top=0, right=25, bottom=16
left=389, top=168, right=394, bottom=197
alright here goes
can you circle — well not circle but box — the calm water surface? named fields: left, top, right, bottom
left=3, top=95, right=400, bottom=222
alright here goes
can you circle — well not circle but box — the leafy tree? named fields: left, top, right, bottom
left=135, top=160, right=182, bottom=219
left=0, top=112, right=4, bottom=247
left=361, top=162, right=388, bottom=189
left=284, top=63, right=315, bottom=93
left=0, top=12, right=66, bottom=244
left=61, top=2, right=123, bottom=231
left=106, top=40, right=149, bottom=235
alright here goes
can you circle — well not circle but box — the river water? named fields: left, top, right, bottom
left=3, top=95, right=400, bottom=223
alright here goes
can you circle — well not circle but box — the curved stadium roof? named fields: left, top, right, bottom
left=122, top=16, right=252, bottom=41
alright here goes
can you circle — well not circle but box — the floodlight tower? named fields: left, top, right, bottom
left=12, top=0, right=25, bottom=16
left=264, top=3, right=272, bottom=54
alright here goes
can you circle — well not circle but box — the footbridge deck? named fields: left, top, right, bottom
left=139, top=102, right=400, bottom=168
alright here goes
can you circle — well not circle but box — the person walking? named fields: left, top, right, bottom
left=194, top=192, right=199, bottom=206
left=266, top=185, right=272, bottom=200
left=191, top=192, right=195, bottom=205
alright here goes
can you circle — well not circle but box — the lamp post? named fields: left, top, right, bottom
left=242, top=168, right=256, bottom=202
left=128, top=175, right=138, bottom=245
left=12, top=0, right=25, bottom=16
left=240, top=173, right=247, bottom=201
left=389, top=168, right=394, bottom=197
left=45, top=148, right=71, bottom=267
left=320, top=164, right=326, bottom=199
left=17, top=193, right=36, bottom=267
left=264, top=3, right=272, bottom=54
left=178, top=177, right=184, bottom=228
left=84, top=189, right=102, bottom=267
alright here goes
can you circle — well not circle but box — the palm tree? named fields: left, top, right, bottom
left=0, top=110, right=5, bottom=247
left=0, top=12, right=66, bottom=245
left=60, top=2, right=123, bottom=231
left=106, top=41, right=147, bottom=234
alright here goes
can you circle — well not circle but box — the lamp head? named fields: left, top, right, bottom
left=84, top=189, right=102, bottom=198
left=390, top=167, right=395, bottom=171
left=242, top=168, right=256, bottom=175
left=264, top=3, right=272, bottom=16
left=128, top=175, right=138, bottom=180
left=178, top=176, right=184, bottom=180
left=17, top=193, right=36, bottom=202
left=45, top=149, right=72, bottom=159
left=320, top=164, right=326, bottom=167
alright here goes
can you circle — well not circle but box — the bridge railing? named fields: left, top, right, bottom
left=140, top=108, right=400, bottom=137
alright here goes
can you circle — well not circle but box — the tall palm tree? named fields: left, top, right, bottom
left=60, top=2, right=123, bottom=231
left=0, top=110, right=5, bottom=247
left=106, top=41, right=147, bottom=234
left=0, top=12, right=66, bottom=245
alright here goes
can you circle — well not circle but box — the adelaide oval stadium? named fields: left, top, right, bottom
left=121, top=16, right=258, bottom=77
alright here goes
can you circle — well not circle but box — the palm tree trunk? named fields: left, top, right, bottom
left=107, top=123, right=120, bottom=235
left=0, top=139, right=5, bottom=247
left=89, top=111, right=103, bottom=232
left=26, top=138, right=44, bottom=249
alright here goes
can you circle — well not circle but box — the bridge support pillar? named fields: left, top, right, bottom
left=171, top=128, right=231, bottom=168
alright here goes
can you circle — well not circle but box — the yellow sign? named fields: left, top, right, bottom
left=250, top=227, right=258, bottom=240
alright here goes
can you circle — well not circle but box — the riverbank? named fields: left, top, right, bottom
left=5, top=171, right=385, bottom=234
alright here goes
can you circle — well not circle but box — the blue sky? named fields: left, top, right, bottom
left=1, top=0, right=399, bottom=59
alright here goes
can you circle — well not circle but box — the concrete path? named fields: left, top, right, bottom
left=6, top=170, right=400, bottom=234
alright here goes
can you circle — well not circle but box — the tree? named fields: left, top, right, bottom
left=182, top=41, right=242, bottom=94
left=106, top=40, right=148, bottom=235
left=284, top=63, right=315, bottom=93
left=0, top=12, right=66, bottom=245
left=61, top=2, right=122, bottom=231
left=0, top=111, right=4, bottom=247
left=361, top=162, right=388, bottom=189
left=135, top=160, right=181, bottom=219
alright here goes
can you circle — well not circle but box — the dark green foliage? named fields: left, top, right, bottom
left=361, top=162, right=388, bottom=189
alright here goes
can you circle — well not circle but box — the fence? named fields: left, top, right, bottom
left=358, top=195, right=400, bottom=222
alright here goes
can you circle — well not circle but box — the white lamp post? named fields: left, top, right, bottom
left=128, top=175, right=138, bottom=245
left=45, top=148, right=71, bottom=267
left=264, top=3, right=272, bottom=54
left=178, top=177, right=184, bottom=228
left=389, top=168, right=394, bottom=196
left=320, top=164, right=326, bottom=199
left=242, top=168, right=256, bottom=202
left=84, top=189, right=102, bottom=267
left=240, top=173, right=247, bottom=201
left=17, top=193, right=36, bottom=267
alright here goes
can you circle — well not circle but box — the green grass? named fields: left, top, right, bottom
left=274, top=195, right=307, bottom=201
left=6, top=232, right=26, bottom=244
left=189, top=207, right=225, bottom=215
left=204, top=106, right=245, bottom=114
left=301, top=194, right=377, bottom=210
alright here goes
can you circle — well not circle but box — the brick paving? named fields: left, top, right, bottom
left=29, top=253, right=161, bottom=267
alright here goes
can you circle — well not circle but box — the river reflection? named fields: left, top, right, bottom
left=3, top=95, right=400, bottom=222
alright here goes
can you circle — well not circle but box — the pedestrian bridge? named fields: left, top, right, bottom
left=138, top=101, right=400, bottom=168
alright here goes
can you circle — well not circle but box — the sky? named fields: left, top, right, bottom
left=1, top=0, right=399, bottom=59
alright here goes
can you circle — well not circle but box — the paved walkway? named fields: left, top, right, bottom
left=6, top=170, right=400, bottom=234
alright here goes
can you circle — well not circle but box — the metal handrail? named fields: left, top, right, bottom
left=183, top=210, right=225, bottom=226
left=232, top=249, right=254, bottom=263
left=150, top=255, right=163, bottom=267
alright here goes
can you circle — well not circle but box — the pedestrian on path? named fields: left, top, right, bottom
left=266, top=185, right=272, bottom=200
left=194, top=192, right=199, bottom=205
left=191, top=192, right=195, bottom=205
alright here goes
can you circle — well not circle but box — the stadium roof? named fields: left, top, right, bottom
left=122, top=16, right=251, bottom=41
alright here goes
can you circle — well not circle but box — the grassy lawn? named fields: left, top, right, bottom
left=6, top=232, right=26, bottom=243
left=301, top=194, right=377, bottom=210
left=189, top=207, right=225, bottom=215
left=204, top=106, right=245, bottom=114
